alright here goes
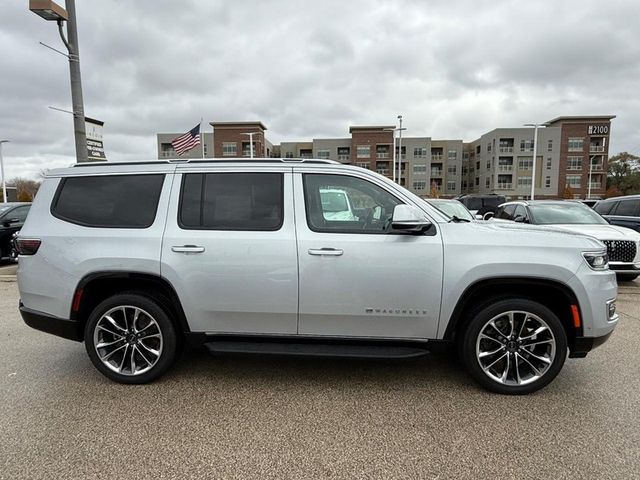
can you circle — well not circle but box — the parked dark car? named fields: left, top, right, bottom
left=455, top=194, right=506, bottom=220
left=594, top=195, right=640, bottom=232
left=0, top=203, right=31, bottom=260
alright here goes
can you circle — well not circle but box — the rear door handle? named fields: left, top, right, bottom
left=172, top=245, right=205, bottom=254
left=308, top=248, right=343, bottom=256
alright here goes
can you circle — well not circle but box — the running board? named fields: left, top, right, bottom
left=204, top=341, right=429, bottom=359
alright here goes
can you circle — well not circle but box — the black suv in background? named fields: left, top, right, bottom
left=594, top=195, right=640, bottom=232
left=455, top=194, right=506, bottom=220
left=0, top=203, right=31, bottom=260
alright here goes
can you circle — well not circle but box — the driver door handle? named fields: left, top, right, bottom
left=172, top=245, right=205, bottom=254
left=308, top=248, right=344, bottom=256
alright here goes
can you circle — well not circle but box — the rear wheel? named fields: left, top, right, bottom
left=84, top=293, right=178, bottom=384
left=460, top=298, right=567, bottom=394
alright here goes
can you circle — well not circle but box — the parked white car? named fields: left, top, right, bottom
left=15, top=159, right=618, bottom=394
left=492, top=200, right=640, bottom=280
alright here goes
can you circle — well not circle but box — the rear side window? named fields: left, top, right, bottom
left=179, top=173, right=283, bottom=231
left=612, top=200, right=639, bottom=217
left=594, top=201, right=616, bottom=215
left=52, top=174, right=165, bottom=228
left=496, top=205, right=516, bottom=219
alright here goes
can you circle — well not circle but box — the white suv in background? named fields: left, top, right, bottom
left=16, top=159, right=618, bottom=394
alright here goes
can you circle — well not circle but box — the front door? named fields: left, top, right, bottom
left=161, top=166, right=298, bottom=334
left=294, top=170, right=443, bottom=339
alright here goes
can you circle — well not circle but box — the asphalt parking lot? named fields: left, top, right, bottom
left=1, top=280, right=639, bottom=479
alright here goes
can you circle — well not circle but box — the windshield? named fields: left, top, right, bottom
left=529, top=203, right=609, bottom=225
left=430, top=200, right=474, bottom=221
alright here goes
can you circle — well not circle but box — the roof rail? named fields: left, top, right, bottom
left=72, top=158, right=340, bottom=167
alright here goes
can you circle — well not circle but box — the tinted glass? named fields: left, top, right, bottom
left=430, top=200, right=474, bottom=221
left=613, top=200, right=638, bottom=217
left=514, top=205, right=527, bottom=220
left=528, top=203, right=608, bottom=225
left=303, top=174, right=402, bottom=233
left=496, top=204, right=516, bottom=219
left=464, top=198, right=482, bottom=210
left=9, top=206, right=30, bottom=222
left=594, top=201, right=617, bottom=215
left=53, top=175, right=165, bottom=228
left=179, top=173, right=283, bottom=231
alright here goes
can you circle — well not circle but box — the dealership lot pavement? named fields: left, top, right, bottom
left=1, top=281, right=639, bottom=479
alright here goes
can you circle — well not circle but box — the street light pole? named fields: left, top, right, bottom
left=30, top=0, right=87, bottom=163
left=397, top=115, right=403, bottom=184
left=524, top=122, right=548, bottom=200
left=0, top=140, right=9, bottom=203
left=241, top=132, right=260, bottom=159
left=587, top=154, right=597, bottom=199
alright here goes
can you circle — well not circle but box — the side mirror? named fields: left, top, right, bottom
left=391, top=205, right=432, bottom=233
left=513, top=214, right=526, bottom=223
left=2, top=218, right=19, bottom=227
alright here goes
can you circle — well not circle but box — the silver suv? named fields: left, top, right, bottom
left=16, top=159, right=618, bottom=394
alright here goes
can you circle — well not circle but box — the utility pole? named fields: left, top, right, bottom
left=524, top=122, right=548, bottom=200
left=397, top=115, right=404, bottom=185
left=0, top=140, right=9, bottom=203
left=30, top=0, right=87, bottom=162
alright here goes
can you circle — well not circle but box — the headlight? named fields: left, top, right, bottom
left=583, top=251, right=609, bottom=270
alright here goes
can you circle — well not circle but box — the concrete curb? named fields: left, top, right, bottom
left=0, top=275, right=16, bottom=282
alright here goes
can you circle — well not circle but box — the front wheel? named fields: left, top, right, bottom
left=461, top=299, right=567, bottom=394
left=84, top=293, right=178, bottom=384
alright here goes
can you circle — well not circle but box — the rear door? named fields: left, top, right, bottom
left=608, top=199, right=640, bottom=232
left=161, top=165, right=298, bottom=334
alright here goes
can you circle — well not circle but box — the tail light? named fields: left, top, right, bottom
left=15, top=238, right=41, bottom=256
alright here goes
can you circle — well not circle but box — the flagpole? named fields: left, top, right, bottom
left=200, top=117, right=205, bottom=159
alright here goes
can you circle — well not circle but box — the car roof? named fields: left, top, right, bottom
left=0, top=202, right=31, bottom=207
left=499, top=200, right=582, bottom=207
left=598, top=195, right=640, bottom=202
left=46, top=158, right=345, bottom=177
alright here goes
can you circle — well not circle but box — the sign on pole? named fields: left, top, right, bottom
left=86, top=117, right=107, bottom=160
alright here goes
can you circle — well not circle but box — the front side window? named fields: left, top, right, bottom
left=496, top=204, right=516, bottom=219
left=303, top=174, right=402, bottom=234
left=53, top=174, right=165, bottom=228
left=179, top=173, right=283, bottom=231
left=613, top=200, right=639, bottom=217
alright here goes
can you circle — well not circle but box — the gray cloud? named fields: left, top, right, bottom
left=0, top=0, right=639, bottom=179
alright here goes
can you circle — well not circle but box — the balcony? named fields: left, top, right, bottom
left=160, top=151, right=176, bottom=158
left=499, top=147, right=514, bottom=153
left=431, top=169, right=443, bottom=177
left=590, top=145, right=605, bottom=153
left=589, top=182, right=602, bottom=189
left=338, top=154, right=350, bottom=161
left=377, top=169, right=390, bottom=176
left=496, top=182, right=513, bottom=189
left=498, top=165, right=513, bottom=172
left=431, top=154, right=443, bottom=161
left=590, top=163, right=604, bottom=171
left=376, top=152, right=390, bottom=159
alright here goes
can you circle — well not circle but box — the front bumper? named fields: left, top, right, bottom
left=569, top=331, right=614, bottom=358
left=19, top=302, right=83, bottom=342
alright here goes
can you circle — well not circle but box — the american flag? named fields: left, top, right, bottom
left=171, top=124, right=201, bottom=156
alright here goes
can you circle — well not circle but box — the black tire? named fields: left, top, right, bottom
left=460, top=298, right=567, bottom=395
left=616, top=273, right=639, bottom=282
left=84, top=292, right=178, bottom=384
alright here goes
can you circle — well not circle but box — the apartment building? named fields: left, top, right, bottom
left=462, top=116, right=614, bottom=199
left=157, top=115, right=614, bottom=199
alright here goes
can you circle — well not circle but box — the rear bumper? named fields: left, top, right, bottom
left=569, top=331, right=614, bottom=358
left=19, top=302, right=83, bottom=342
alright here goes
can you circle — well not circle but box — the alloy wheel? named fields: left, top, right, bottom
left=475, top=310, right=556, bottom=386
left=93, top=305, right=164, bottom=376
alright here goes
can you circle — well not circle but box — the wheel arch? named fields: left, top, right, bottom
left=443, top=277, right=583, bottom=343
left=71, top=271, right=190, bottom=335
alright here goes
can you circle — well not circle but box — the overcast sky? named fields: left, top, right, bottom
left=1, top=0, right=639, bottom=179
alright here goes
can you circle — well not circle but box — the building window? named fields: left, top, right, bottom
left=413, top=181, right=427, bottom=190
left=356, top=162, right=369, bottom=169
left=447, top=181, right=456, bottom=191
left=487, top=143, right=491, bottom=152
left=285, top=152, right=294, bottom=158
left=567, top=156, right=583, bottom=170
left=337, top=147, right=350, bottom=161
left=413, top=164, right=427, bottom=174
left=518, top=157, right=533, bottom=170
left=485, top=177, right=490, bottom=189
left=486, top=160, right=491, bottom=169
left=462, top=180, right=468, bottom=190
left=448, top=150, right=457, bottom=160
left=475, top=177, right=479, bottom=186
left=462, top=166, right=468, bottom=175
left=317, top=150, right=330, bottom=159
left=546, top=157, right=552, bottom=169
left=222, top=142, right=237, bottom=156
left=520, top=139, right=534, bottom=152
left=448, top=165, right=457, bottom=175
left=413, top=147, right=428, bottom=158
left=476, top=161, right=480, bottom=170
left=356, top=145, right=370, bottom=158
left=568, top=137, right=584, bottom=152
left=545, top=176, right=551, bottom=188
left=566, top=175, right=581, bottom=188
left=517, top=176, right=532, bottom=187
left=547, top=140, right=553, bottom=152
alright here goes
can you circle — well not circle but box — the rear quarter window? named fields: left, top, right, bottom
left=52, top=174, right=165, bottom=228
